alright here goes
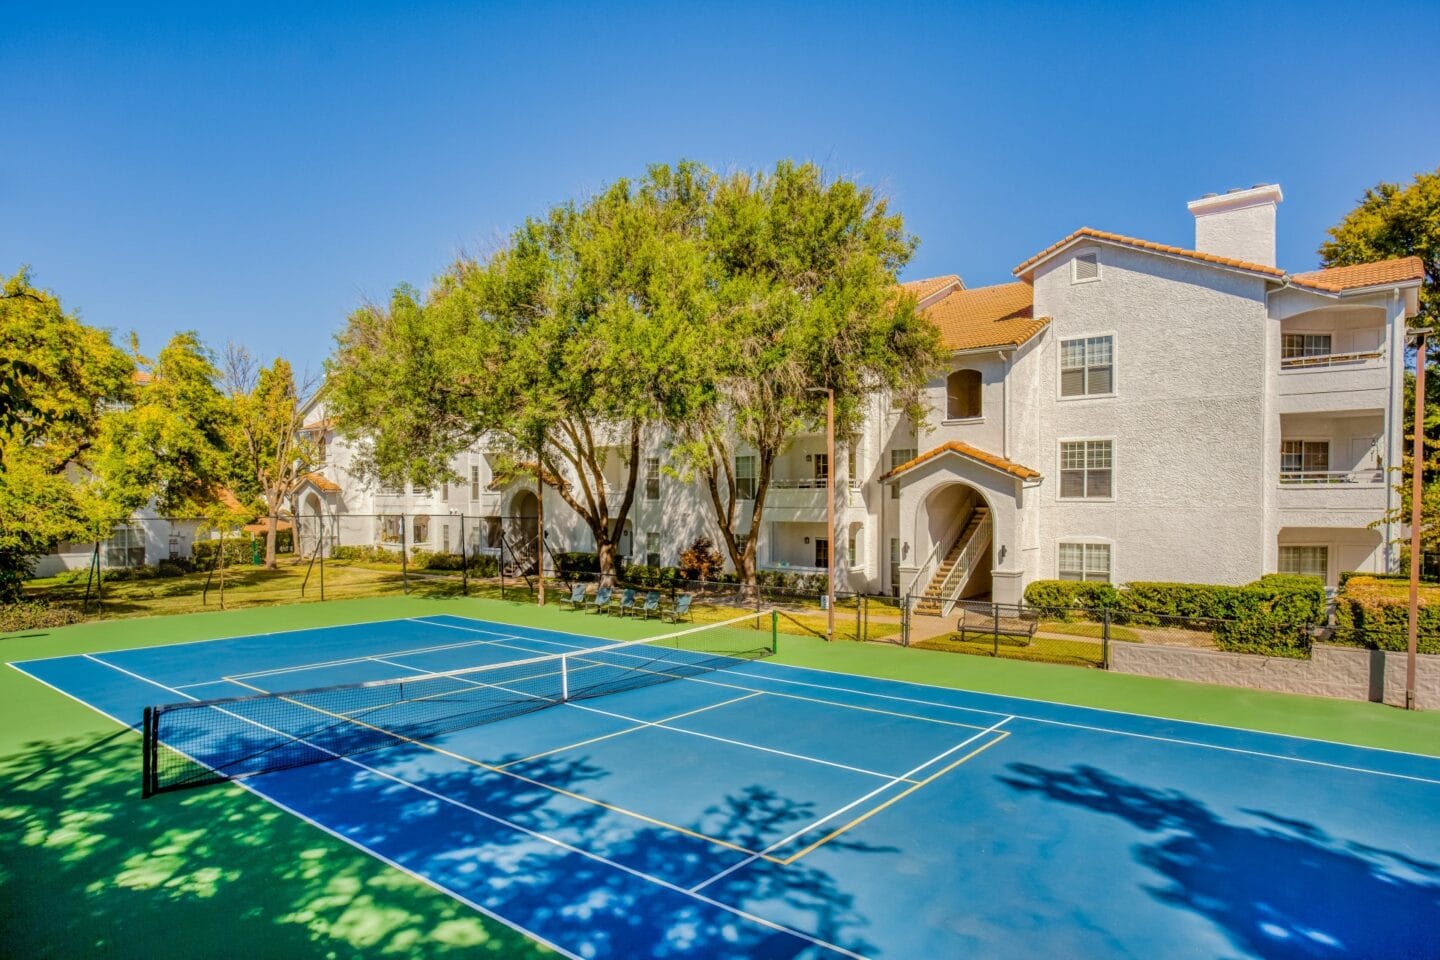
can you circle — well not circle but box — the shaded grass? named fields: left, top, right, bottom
left=913, top=631, right=1105, bottom=668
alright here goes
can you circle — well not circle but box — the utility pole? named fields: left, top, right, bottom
left=1407, top=328, right=1432, bottom=709
left=809, top=386, right=836, bottom=641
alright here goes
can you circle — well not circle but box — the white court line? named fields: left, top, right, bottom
left=565, top=699, right=922, bottom=784
left=193, top=631, right=524, bottom=686
left=414, top=617, right=991, bottom=732
left=415, top=614, right=1440, bottom=765
left=690, top=716, right=1014, bottom=894
left=422, top=617, right=1440, bottom=786
left=77, top=653, right=867, bottom=959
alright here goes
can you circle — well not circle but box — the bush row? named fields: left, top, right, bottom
left=1332, top=575, right=1440, bottom=654
left=1021, top=575, right=1327, bottom=657
left=0, top=601, right=85, bottom=634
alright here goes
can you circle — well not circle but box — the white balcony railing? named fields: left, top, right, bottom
left=1280, top=350, right=1383, bottom=371
left=1279, top=469, right=1385, bottom=485
left=768, top=478, right=863, bottom=490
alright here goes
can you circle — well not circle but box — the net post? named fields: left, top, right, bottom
left=141, top=706, right=156, bottom=799
left=993, top=602, right=1000, bottom=657
left=460, top=514, right=469, bottom=597
left=560, top=654, right=570, bottom=703
left=771, top=608, right=778, bottom=654
left=1102, top=608, right=1111, bottom=669
left=400, top=512, right=409, bottom=594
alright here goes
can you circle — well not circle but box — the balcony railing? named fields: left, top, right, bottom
left=768, top=478, right=863, bottom=490
left=1280, top=350, right=1383, bottom=371
left=1279, top=469, right=1385, bottom=485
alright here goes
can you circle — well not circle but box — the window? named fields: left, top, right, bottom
left=1279, top=545, right=1328, bottom=580
left=645, top=530, right=660, bottom=568
left=814, top=537, right=830, bottom=569
left=1060, top=336, right=1114, bottom=397
left=1060, top=440, right=1113, bottom=499
left=645, top=456, right=660, bottom=501
left=946, top=369, right=982, bottom=419
left=441, top=523, right=451, bottom=553
left=1282, top=334, right=1332, bottom=360
left=413, top=483, right=431, bottom=499
left=735, top=533, right=750, bottom=560
left=379, top=515, right=403, bottom=543
left=1059, top=543, right=1111, bottom=582
left=1072, top=251, right=1099, bottom=283
left=104, top=524, right=145, bottom=568
left=847, top=528, right=859, bottom=567
left=735, top=455, right=757, bottom=500
left=441, top=481, right=449, bottom=503
left=847, top=444, right=858, bottom=482
left=1281, top=440, right=1329, bottom=481
left=378, top=481, right=402, bottom=497
left=889, top=538, right=901, bottom=596
left=412, top=515, right=430, bottom=544
left=471, top=466, right=480, bottom=500
left=813, top=453, right=828, bottom=483
left=890, top=448, right=916, bottom=499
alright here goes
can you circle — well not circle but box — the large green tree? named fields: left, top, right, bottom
left=329, top=163, right=711, bottom=580
left=224, top=347, right=321, bottom=568
left=0, top=269, right=134, bottom=599
left=674, top=161, right=943, bottom=586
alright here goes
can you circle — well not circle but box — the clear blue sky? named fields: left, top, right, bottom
left=5, top=1, right=1437, bottom=374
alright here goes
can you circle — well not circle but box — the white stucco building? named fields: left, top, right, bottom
left=298, top=183, right=1425, bottom=605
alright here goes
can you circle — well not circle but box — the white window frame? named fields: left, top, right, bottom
left=470, top=465, right=480, bottom=501
left=644, top=456, right=660, bottom=501
left=1057, top=332, right=1116, bottom=400
left=1057, top=437, right=1116, bottom=501
left=1278, top=544, right=1329, bottom=581
left=1280, top=437, right=1331, bottom=483
left=943, top=368, right=984, bottom=422
left=735, top=455, right=757, bottom=501
left=890, top=447, right=916, bottom=499
left=1057, top=539, right=1113, bottom=582
left=1281, top=331, right=1334, bottom=361
left=1070, top=249, right=1101, bottom=284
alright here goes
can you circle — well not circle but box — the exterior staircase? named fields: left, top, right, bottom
left=914, top=506, right=990, bottom=616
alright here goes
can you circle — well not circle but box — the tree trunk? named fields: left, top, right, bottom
left=265, top=512, right=279, bottom=569
left=596, top=537, right=619, bottom=586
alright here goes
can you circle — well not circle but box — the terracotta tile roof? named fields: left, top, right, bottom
left=901, top=274, right=964, bottom=305
left=133, top=370, right=152, bottom=385
left=300, top=471, right=341, bottom=493
left=880, top=440, right=1041, bottom=483
left=1013, top=227, right=1286, bottom=279
left=301, top=417, right=335, bottom=432
left=216, top=488, right=247, bottom=513
left=1290, top=256, right=1425, bottom=293
left=923, top=282, right=1049, bottom=352
left=242, top=519, right=293, bottom=534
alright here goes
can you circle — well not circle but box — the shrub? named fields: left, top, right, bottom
left=678, top=537, right=724, bottom=581
left=101, top=564, right=159, bottom=582
left=468, top=553, right=499, bottom=577
left=0, top=601, right=85, bottom=634
left=1333, top=575, right=1440, bottom=653
left=330, top=544, right=402, bottom=564
left=156, top=558, right=192, bottom=578
left=192, top=538, right=256, bottom=566
left=1022, top=580, right=1120, bottom=619
left=556, top=552, right=599, bottom=576
left=411, top=550, right=466, bottom=571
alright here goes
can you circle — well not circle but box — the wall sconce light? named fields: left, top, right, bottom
left=998, top=545, right=1006, bottom=564
left=803, top=536, right=811, bottom=544
left=805, top=453, right=812, bottom=462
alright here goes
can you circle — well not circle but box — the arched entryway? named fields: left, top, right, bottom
left=505, top=490, right=541, bottom=574
left=909, top=481, right=995, bottom=611
left=299, top=492, right=325, bottom=557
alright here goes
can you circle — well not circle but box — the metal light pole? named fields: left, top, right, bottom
left=808, top=387, right=836, bottom=641
left=1407, top=328, right=1432, bottom=710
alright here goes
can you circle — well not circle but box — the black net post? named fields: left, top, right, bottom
left=319, top=515, right=326, bottom=601
left=1102, top=608, right=1111, bottom=668
left=993, top=602, right=1001, bottom=657
left=400, top=512, right=409, bottom=594
left=141, top=706, right=157, bottom=799
left=459, top=515, right=469, bottom=597
left=855, top=594, right=861, bottom=643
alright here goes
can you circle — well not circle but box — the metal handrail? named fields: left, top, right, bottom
left=939, top=513, right=993, bottom=617
left=1279, top=469, right=1385, bottom=485
left=902, top=508, right=971, bottom=602
left=1280, top=350, right=1383, bottom=370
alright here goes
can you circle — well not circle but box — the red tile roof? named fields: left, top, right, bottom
left=880, top=440, right=1041, bottom=483
left=301, top=417, right=335, bottom=432
left=923, top=282, right=1049, bottom=352
left=902, top=274, right=964, bottom=305
left=300, top=472, right=341, bottom=493
left=1013, top=227, right=1286, bottom=279
left=1290, top=256, right=1425, bottom=293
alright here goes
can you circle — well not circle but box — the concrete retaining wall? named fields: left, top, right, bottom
left=1109, top=641, right=1440, bottom=710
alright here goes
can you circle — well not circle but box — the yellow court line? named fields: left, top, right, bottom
left=779, top=730, right=1012, bottom=865
left=224, top=676, right=789, bottom=865
left=496, top=691, right=765, bottom=768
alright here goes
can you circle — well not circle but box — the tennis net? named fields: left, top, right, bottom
left=142, top=611, right=776, bottom=797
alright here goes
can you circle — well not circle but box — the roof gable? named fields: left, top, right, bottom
left=923, top=282, right=1049, bottom=352
left=880, top=440, right=1041, bottom=483
left=1013, top=227, right=1286, bottom=281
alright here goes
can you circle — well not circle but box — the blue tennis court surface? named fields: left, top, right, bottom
left=12, top=613, right=1440, bottom=959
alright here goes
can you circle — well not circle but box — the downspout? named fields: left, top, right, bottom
left=1002, top=349, right=1012, bottom=459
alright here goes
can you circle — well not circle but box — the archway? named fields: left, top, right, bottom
left=506, top=490, right=540, bottom=574
left=301, top=492, right=324, bottom=557
left=913, top=481, right=995, bottom=605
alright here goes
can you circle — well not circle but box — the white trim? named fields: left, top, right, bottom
left=1055, top=331, right=1117, bottom=402
left=1018, top=234, right=1287, bottom=284
left=1056, top=538, right=1114, bottom=583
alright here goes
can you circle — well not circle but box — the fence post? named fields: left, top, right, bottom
left=855, top=594, right=861, bottom=644
left=1102, top=608, right=1111, bottom=669
left=901, top=593, right=910, bottom=646
left=993, top=602, right=1000, bottom=657
left=459, top=514, right=468, bottom=597
left=500, top=536, right=507, bottom=601
left=771, top=608, right=779, bottom=654
left=400, top=512, right=409, bottom=595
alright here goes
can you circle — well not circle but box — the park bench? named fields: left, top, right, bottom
left=955, top=603, right=1039, bottom=646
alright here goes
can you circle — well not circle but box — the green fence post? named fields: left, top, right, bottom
left=771, top=608, right=778, bottom=655
left=1102, top=608, right=1111, bottom=668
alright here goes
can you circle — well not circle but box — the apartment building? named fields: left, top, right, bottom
left=298, top=183, right=1424, bottom=605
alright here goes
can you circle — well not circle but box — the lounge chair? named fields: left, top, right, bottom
left=662, top=593, right=694, bottom=623
left=559, top=583, right=587, bottom=610
left=640, top=591, right=661, bottom=619
left=587, top=585, right=613, bottom=613
left=615, top=588, right=638, bottom=616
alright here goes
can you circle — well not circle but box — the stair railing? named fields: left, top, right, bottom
left=938, top=512, right=993, bottom=618
left=901, top=505, right=974, bottom=610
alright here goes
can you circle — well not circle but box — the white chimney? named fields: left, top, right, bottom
left=1186, top=183, right=1283, bottom=267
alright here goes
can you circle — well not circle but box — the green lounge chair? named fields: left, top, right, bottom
left=640, top=591, right=661, bottom=619
left=615, top=588, right=638, bottom=616
left=587, top=585, right=612, bottom=613
left=663, top=593, right=693, bottom=623
left=559, top=583, right=587, bottom=610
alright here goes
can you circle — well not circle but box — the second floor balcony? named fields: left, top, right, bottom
left=1276, top=321, right=1390, bottom=414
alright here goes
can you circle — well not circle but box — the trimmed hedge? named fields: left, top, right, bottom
left=556, top=552, right=600, bottom=576
left=1022, top=575, right=1327, bottom=657
left=330, top=544, right=403, bottom=564
left=1, top=601, right=85, bottom=633
left=1333, top=575, right=1440, bottom=653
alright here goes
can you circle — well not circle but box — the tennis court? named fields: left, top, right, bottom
left=11, top=611, right=1440, bottom=959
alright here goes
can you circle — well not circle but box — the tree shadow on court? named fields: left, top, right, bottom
left=999, top=762, right=1440, bottom=960
left=277, top=740, right=890, bottom=958
left=0, top=729, right=550, bottom=958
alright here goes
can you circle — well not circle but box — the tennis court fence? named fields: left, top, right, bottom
left=141, top=610, right=779, bottom=797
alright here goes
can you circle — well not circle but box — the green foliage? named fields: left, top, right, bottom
left=0, top=601, right=84, bottom=634
left=556, top=552, right=599, bottom=576
left=191, top=537, right=255, bottom=566
left=1022, top=580, right=1121, bottom=618
left=93, top=332, right=232, bottom=516
left=1319, top=167, right=1439, bottom=327
left=618, top=564, right=681, bottom=587
left=1333, top=575, right=1440, bottom=653
left=329, top=544, right=403, bottom=564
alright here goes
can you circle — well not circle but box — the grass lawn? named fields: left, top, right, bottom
left=5, top=594, right=1440, bottom=957
left=913, top=631, right=1106, bottom=668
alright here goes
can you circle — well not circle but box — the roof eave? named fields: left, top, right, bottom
left=1014, top=233, right=1284, bottom=283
